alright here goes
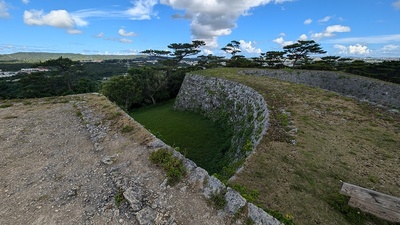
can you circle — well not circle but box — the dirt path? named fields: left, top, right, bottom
left=0, top=94, right=237, bottom=225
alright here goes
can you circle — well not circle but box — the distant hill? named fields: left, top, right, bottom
left=0, top=52, right=146, bottom=62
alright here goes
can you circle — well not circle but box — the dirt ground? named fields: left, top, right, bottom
left=0, top=94, right=232, bottom=225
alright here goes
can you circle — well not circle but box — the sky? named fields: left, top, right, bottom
left=0, top=0, right=400, bottom=58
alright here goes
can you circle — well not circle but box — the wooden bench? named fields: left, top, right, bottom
left=340, top=182, right=400, bottom=223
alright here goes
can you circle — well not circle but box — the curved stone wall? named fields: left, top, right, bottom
left=174, top=74, right=269, bottom=163
left=241, top=69, right=400, bottom=108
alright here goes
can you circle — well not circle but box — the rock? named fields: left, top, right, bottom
left=101, top=155, right=117, bottom=165
left=224, top=188, right=246, bottom=215
left=247, top=203, right=282, bottom=225
left=123, top=187, right=144, bottom=212
left=203, top=176, right=225, bottom=198
left=136, top=207, right=157, bottom=225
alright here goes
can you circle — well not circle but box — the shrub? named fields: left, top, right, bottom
left=208, top=190, right=227, bottom=210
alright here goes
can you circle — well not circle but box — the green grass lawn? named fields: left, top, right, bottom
left=130, top=100, right=231, bottom=175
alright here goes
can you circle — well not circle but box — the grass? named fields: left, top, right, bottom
left=149, top=148, right=186, bottom=185
left=131, top=100, right=231, bottom=175
left=193, top=68, right=400, bottom=225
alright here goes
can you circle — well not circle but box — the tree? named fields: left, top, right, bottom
left=197, top=54, right=224, bottom=68
left=262, top=51, right=287, bottom=68
left=167, top=40, right=206, bottom=65
left=140, top=49, right=171, bottom=58
left=100, top=75, right=142, bottom=110
left=221, top=40, right=242, bottom=58
left=129, top=67, right=169, bottom=105
left=283, top=40, right=326, bottom=67
left=37, top=57, right=83, bottom=91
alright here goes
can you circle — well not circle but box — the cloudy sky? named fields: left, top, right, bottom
left=1, top=0, right=400, bottom=57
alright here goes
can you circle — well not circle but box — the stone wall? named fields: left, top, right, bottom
left=174, top=74, right=269, bottom=163
left=240, top=69, right=400, bottom=108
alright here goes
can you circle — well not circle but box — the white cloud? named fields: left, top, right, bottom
left=318, top=16, right=331, bottom=23
left=24, top=10, right=76, bottom=28
left=349, top=44, right=370, bottom=55
left=333, top=44, right=370, bottom=55
left=67, top=29, right=83, bottom=34
left=239, top=40, right=262, bottom=54
left=94, top=32, right=105, bottom=38
left=382, top=44, right=400, bottom=51
left=125, top=0, right=158, bottom=20
left=312, top=25, right=351, bottom=39
left=273, top=37, right=294, bottom=47
left=119, top=38, right=133, bottom=43
left=118, top=28, right=136, bottom=37
left=22, top=0, right=29, bottom=4
left=0, top=0, right=10, bottom=18
left=274, top=0, right=295, bottom=3
left=393, top=0, right=400, bottom=10
left=23, top=9, right=87, bottom=34
left=324, top=34, right=400, bottom=44
left=299, top=34, right=308, bottom=40
left=160, top=0, right=292, bottom=48
left=304, top=18, right=312, bottom=25
left=333, top=44, right=348, bottom=54
left=279, top=32, right=286, bottom=36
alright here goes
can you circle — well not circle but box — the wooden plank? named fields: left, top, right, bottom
left=340, top=182, right=400, bottom=222
left=348, top=197, right=400, bottom=222
left=340, top=182, right=400, bottom=210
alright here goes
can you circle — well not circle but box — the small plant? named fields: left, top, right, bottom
left=245, top=217, right=255, bottom=225
left=209, top=190, right=227, bottom=210
left=114, top=188, right=126, bottom=207
left=149, top=149, right=186, bottom=185
left=121, top=125, right=134, bottom=133
left=267, top=209, right=295, bottom=225
left=0, top=103, right=13, bottom=108
left=231, top=184, right=259, bottom=202
left=105, top=111, right=122, bottom=120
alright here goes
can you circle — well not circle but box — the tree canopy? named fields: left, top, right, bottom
left=283, top=40, right=327, bottom=67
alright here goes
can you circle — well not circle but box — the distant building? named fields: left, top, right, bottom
left=19, top=67, right=50, bottom=74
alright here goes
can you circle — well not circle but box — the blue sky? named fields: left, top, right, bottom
left=1, top=0, right=400, bottom=58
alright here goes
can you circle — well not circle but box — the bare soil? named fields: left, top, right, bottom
left=0, top=94, right=231, bottom=225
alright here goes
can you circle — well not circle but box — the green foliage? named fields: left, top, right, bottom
left=132, top=100, right=231, bottom=175
left=231, top=184, right=259, bottom=202
left=129, top=67, right=169, bottom=105
left=114, top=188, right=126, bottom=207
left=149, top=149, right=186, bottom=185
left=283, top=40, right=326, bottom=67
left=100, top=75, right=142, bottom=110
left=0, top=103, right=13, bottom=108
left=267, top=210, right=295, bottom=225
left=208, top=190, right=227, bottom=210
left=121, top=125, right=134, bottom=133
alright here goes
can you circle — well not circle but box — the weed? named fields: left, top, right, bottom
left=76, top=110, right=82, bottom=118
left=121, top=125, right=134, bottom=133
left=231, top=184, right=259, bottom=202
left=267, top=210, right=295, bottom=225
left=114, top=188, right=126, bottom=207
left=245, top=217, right=255, bottom=225
left=105, top=111, right=122, bottom=120
left=208, top=190, right=227, bottom=210
left=0, top=103, right=13, bottom=108
left=149, top=149, right=186, bottom=185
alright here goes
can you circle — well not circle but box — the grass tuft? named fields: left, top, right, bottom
left=149, top=149, right=186, bottom=185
